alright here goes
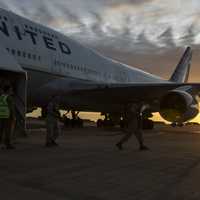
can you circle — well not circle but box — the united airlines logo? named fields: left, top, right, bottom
left=0, top=18, right=72, bottom=55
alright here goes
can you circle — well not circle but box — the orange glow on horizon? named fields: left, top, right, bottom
left=150, top=113, right=200, bottom=124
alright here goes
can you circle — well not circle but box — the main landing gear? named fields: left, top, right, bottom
left=97, top=111, right=154, bottom=130
left=96, top=113, right=119, bottom=128
left=62, top=110, right=83, bottom=128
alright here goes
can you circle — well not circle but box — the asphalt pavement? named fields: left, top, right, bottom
left=1, top=124, right=200, bottom=200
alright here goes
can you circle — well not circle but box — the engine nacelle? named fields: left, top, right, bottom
left=159, top=90, right=199, bottom=123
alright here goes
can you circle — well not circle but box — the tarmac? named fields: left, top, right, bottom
left=1, top=122, right=200, bottom=200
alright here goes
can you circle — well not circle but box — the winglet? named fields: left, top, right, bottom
left=169, top=46, right=192, bottom=83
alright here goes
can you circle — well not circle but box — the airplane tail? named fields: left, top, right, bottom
left=169, top=46, right=192, bottom=83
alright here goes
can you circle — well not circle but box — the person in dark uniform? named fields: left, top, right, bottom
left=0, top=85, right=16, bottom=149
left=116, top=104, right=149, bottom=151
left=45, top=96, right=60, bottom=147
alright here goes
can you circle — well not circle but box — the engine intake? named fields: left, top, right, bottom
left=159, top=90, right=199, bottom=123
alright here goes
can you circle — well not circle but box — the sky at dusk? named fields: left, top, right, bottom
left=1, top=0, right=200, bottom=80
left=1, top=0, right=200, bottom=122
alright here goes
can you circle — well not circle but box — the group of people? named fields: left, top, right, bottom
left=0, top=85, right=149, bottom=150
left=0, top=82, right=61, bottom=150
left=0, top=87, right=61, bottom=149
left=45, top=100, right=149, bottom=151
left=45, top=99, right=150, bottom=151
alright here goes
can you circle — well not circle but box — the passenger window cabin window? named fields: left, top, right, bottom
left=23, top=52, right=26, bottom=57
left=28, top=53, right=31, bottom=59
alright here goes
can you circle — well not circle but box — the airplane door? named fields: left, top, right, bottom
left=0, top=45, right=27, bottom=135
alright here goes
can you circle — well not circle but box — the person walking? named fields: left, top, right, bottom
left=0, top=85, right=16, bottom=149
left=116, top=104, right=149, bottom=151
left=45, top=97, right=60, bottom=147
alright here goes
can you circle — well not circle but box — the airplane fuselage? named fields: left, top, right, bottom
left=0, top=8, right=166, bottom=112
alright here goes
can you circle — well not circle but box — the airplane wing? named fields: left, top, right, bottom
left=68, top=82, right=200, bottom=105
left=37, top=46, right=200, bottom=116
left=66, top=46, right=198, bottom=108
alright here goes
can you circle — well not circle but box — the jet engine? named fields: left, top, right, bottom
left=159, top=90, right=199, bottom=123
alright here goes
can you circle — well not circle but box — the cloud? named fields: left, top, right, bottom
left=1, top=0, right=200, bottom=53
left=1, top=0, right=200, bottom=81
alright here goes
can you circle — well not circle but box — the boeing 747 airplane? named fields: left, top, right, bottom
left=0, top=8, right=199, bottom=129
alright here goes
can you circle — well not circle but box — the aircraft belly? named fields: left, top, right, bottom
left=26, top=70, right=124, bottom=112
left=58, top=94, right=123, bottom=112
left=26, top=69, right=97, bottom=107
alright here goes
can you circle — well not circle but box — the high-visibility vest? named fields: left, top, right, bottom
left=0, top=95, right=10, bottom=119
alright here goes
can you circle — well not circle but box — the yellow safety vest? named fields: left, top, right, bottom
left=0, top=95, right=10, bottom=119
